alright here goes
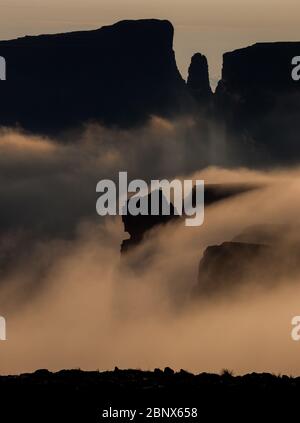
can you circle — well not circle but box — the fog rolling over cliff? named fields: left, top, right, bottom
left=2, top=165, right=300, bottom=375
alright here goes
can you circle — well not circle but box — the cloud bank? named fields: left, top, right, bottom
left=0, top=120, right=300, bottom=375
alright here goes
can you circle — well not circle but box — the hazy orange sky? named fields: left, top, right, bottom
left=0, top=0, right=300, bottom=87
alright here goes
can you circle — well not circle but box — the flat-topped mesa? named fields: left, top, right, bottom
left=187, top=53, right=212, bottom=104
left=217, top=42, right=300, bottom=93
left=215, top=42, right=300, bottom=163
left=0, top=19, right=187, bottom=134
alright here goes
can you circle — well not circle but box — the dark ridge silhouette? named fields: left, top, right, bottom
left=121, top=184, right=257, bottom=253
left=121, top=189, right=177, bottom=253
left=0, top=19, right=190, bottom=134
left=215, top=42, right=300, bottom=163
left=196, top=224, right=300, bottom=297
left=0, top=368, right=299, bottom=421
left=197, top=241, right=270, bottom=296
left=1, top=20, right=300, bottom=165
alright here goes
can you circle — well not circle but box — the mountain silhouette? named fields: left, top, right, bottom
left=0, top=19, right=188, bottom=134
left=0, top=19, right=300, bottom=166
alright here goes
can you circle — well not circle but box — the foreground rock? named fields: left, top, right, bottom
left=0, top=368, right=299, bottom=421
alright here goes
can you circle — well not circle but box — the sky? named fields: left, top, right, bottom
left=0, top=0, right=299, bottom=86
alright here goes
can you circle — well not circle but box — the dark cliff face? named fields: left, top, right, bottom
left=196, top=225, right=300, bottom=297
left=196, top=241, right=271, bottom=296
left=0, top=19, right=187, bottom=134
left=217, top=42, right=300, bottom=93
left=215, top=42, right=300, bottom=163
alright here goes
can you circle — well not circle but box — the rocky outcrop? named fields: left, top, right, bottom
left=196, top=225, right=300, bottom=297
left=0, top=19, right=188, bottom=134
left=187, top=53, right=212, bottom=104
left=215, top=42, right=300, bottom=163
left=121, top=190, right=177, bottom=253
left=121, top=184, right=257, bottom=253
left=196, top=241, right=270, bottom=296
